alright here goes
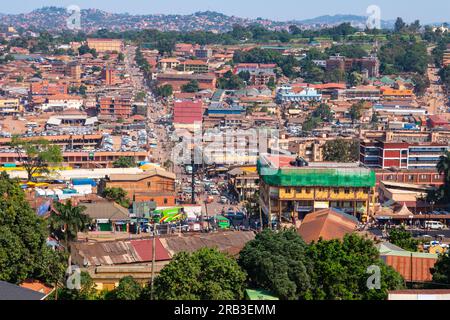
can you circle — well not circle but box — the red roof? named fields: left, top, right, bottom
left=130, top=238, right=171, bottom=261
left=174, top=100, right=203, bottom=124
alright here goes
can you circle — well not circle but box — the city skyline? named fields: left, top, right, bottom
left=1, top=0, right=450, bottom=24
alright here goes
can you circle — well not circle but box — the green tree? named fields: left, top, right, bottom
left=238, top=70, right=251, bottom=82
left=431, top=253, right=450, bottom=284
left=267, top=76, right=276, bottom=90
left=48, top=200, right=90, bottom=250
left=323, top=139, right=359, bottom=162
left=102, top=187, right=130, bottom=208
left=153, top=248, right=246, bottom=300
left=155, top=84, right=173, bottom=98
left=308, top=234, right=404, bottom=300
left=78, top=85, right=87, bottom=96
left=57, top=271, right=98, bottom=300
left=0, top=173, right=63, bottom=284
left=10, top=137, right=63, bottom=182
left=110, top=276, right=142, bottom=300
left=388, top=227, right=419, bottom=252
left=428, top=151, right=450, bottom=204
left=312, top=103, right=333, bottom=122
left=349, top=101, right=366, bottom=123
left=135, top=91, right=146, bottom=102
left=113, top=156, right=137, bottom=168
left=181, top=80, right=200, bottom=93
left=238, top=229, right=313, bottom=300
left=394, top=17, right=407, bottom=33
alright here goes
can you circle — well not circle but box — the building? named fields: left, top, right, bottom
left=326, top=55, right=379, bottom=78
left=378, top=242, right=438, bottom=282
left=71, top=231, right=254, bottom=291
left=87, top=38, right=123, bottom=53
left=156, top=73, right=217, bottom=91
left=341, top=86, right=381, bottom=101
left=102, top=66, right=117, bottom=85
left=157, top=58, right=180, bottom=71
left=99, top=168, right=176, bottom=207
left=360, top=140, right=449, bottom=169
left=227, top=166, right=259, bottom=201
left=194, top=46, right=212, bottom=59
left=375, top=168, right=444, bottom=188
left=65, top=62, right=81, bottom=80
left=207, top=103, right=245, bottom=116
left=29, top=80, right=68, bottom=101
left=0, top=98, right=21, bottom=115
left=99, top=95, right=133, bottom=118
left=258, top=154, right=376, bottom=222
left=276, top=85, right=322, bottom=103
left=180, top=59, right=209, bottom=73
left=297, top=208, right=359, bottom=243
left=81, top=200, right=131, bottom=232
left=0, top=281, right=49, bottom=300
left=388, top=290, right=450, bottom=300
left=173, top=100, right=203, bottom=127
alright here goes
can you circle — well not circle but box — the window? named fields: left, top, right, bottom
left=305, top=188, right=311, bottom=194
left=285, top=188, right=291, bottom=193
left=164, top=198, right=168, bottom=204
left=344, top=188, right=350, bottom=194
left=147, top=182, right=152, bottom=187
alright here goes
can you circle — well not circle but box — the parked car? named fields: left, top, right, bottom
left=424, top=221, right=446, bottom=230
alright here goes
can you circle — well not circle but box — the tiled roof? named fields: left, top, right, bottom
left=297, top=208, right=358, bottom=243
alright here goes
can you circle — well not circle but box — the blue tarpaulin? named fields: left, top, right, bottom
left=71, top=178, right=96, bottom=186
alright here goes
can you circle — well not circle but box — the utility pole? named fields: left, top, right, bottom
left=150, top=223, right=157, bottom=300
left=191, top=155, right=195, bottom=204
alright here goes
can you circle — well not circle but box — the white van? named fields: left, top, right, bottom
left=424, top=221, right=446, bottom=230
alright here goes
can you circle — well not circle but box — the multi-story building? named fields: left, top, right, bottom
left=29, top=80, right=68, bottom=102
left=156, top=73, right=217, bottom=91
left=360, top=140, right=449, bottom=170
left=276, top=85, right=322, bottom=103
left=157, top=58, right=180, bottom=71
left=194, top=46, right=212, bottom=59
left=341, top=86, right=381, bottom=101
left=98, top=168, right=176, bottom=207
left=180, top=60, right=209, bottom=73
left=65, top=62, right=81, bottom=80
left=0, top=150, right=147, bottom=168
left=326, top=55, right=380, bottom=78
left=99, top=96, right=133, bottom=118
left=102, top=66, right=117, bottom=85
left=87, top=38, right=123, bottom=53
left=0, top=98, right=21, bottom=115
left=258, top=154, right=376, bottom=222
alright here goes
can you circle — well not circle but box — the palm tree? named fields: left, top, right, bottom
left=48, top=200, right=90, bottom=299
left=48, top=200, right=90, bottom=251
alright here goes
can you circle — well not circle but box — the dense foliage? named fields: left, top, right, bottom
left=112, top=156, right=137, bottom=168
left=0, top=173, right=66, bottom=284
left=239, top=230, right=404, bottom=300
left=238, top=229, right=313, bottom=300
left=387, top=227, right=419, bottom=252
left=323, top=139, right=359, bottom=162
left=154, top=248, right=247, bottom=300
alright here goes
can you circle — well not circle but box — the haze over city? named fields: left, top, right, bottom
left=1, top=0, right=450, bottom=23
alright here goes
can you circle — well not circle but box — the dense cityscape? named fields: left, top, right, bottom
left=0, top=3, right=450, bottom=306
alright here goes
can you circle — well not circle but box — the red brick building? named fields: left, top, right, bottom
left=99, top=96, right=132, bottom=118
